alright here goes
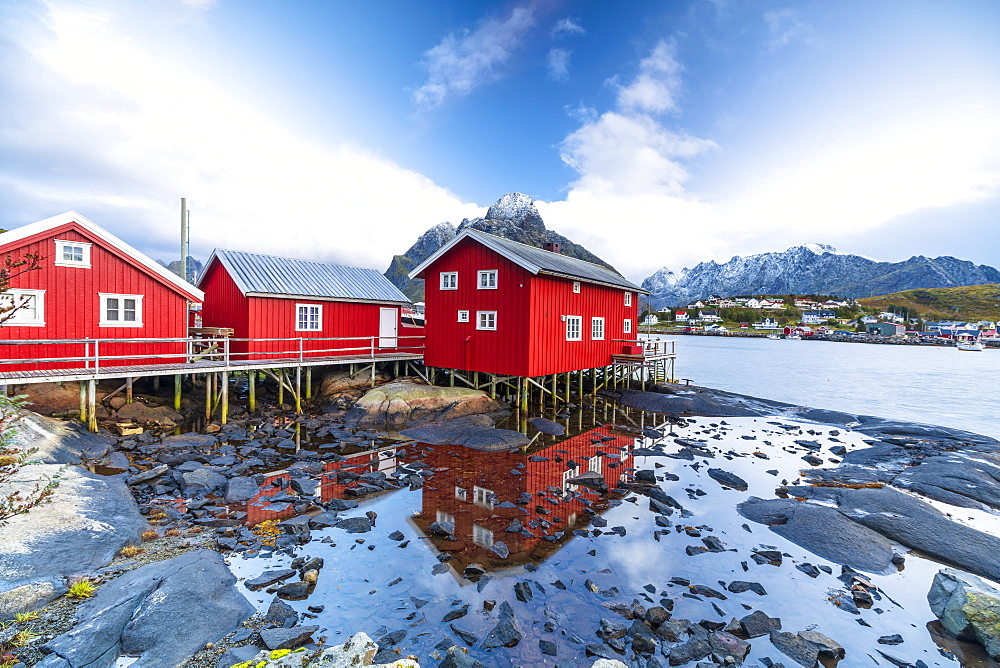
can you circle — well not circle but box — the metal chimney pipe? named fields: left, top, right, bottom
left=180, top=198, right=188, bottom=282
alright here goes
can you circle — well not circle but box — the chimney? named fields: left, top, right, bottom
left=542, top=241, right=561, bottom=254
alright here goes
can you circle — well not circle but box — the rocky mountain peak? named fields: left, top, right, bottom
left=483, top=192, right=545, bottom=234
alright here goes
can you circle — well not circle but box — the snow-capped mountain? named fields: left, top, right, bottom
left=642, top=244, right=1000, bottom=308
left=385, top=193, right=615, bottom=301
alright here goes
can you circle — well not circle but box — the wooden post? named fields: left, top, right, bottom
left=564, top=372, right=570, bottom=403
left=305, top=367, right=312, bottom=399
left=174, top=375, right=182, bottom=412
left=220, top=371, right=229, bottom=424
left=295, top=366, right=303, bottom=414
left=248, top=370, right=256, bottom=412
left=371, top=362, right=376, bottom=387
left=205, top=373, right=213, bottom=421
left=151, top=375, right=160, bottom=392
left=87, top=380, right=97, bottom=433
left=125, top=377, right=133, bottom=404
left=79, top=382, right=87, bottom=424
left=474, top=371, right=479, bottom=389
left=277, top=370, right=284, bottom=405
left=578, top=370, right=584, bottom=400
left=489, top=376, right=496, bottom=400
left=449, top=370, right=455, bottom=387
left=519, top=377, right=528, bottom=412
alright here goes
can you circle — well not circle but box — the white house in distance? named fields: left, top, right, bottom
left=752, top=317, right=780, bottom=330
left=642, top=313, right=659, bottom=326
left=675, top=310, right=690, bottom=322
left=699, top=309, right=723, bottom=322
left=802, top=310, right=836, bottom=324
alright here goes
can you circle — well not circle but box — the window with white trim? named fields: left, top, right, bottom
left=0, top=289, right=45, bottom=326
left=54, top=240, right=91, bottom=268
left=476, top=311, right=497, bottom=330
left=591, top=317, right=605, bottom=340
left=623, top=318, right=632, bottom=334
left=440, top=272, right=458, bottom=290
left=296, top=304, right=322, bottom=331
left=454, top=486, right=468, bottom=501
left=472, top=524, right=494, bottom=548
left=624, top=292, right=632, bottom=307
left=99, top=294, right=142, bottom=327
left=436, top=510, right=455, bottom=524
left=572, top=281, right=581, bottom=293
left=477, top=270, right=497, bottom=289
left=473, top=486, right=495, bottom=509
left=566, top=315, right=582, bottom=341
left=458, top=310, right=470, bottom=323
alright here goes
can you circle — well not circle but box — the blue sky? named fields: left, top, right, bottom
left=1, top=0, right=998, bottom=283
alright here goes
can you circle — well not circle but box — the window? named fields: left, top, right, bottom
left=436, top=510, right=455, bottom=524
left=99, top=293, right=142, bottom=327
left=477, top=270, right=497, bottom=289
left=454, top=486, right=468, bottom=501
left=54, top=240, right=92, bottom=268
left=472, top=524, right=494, bottom=548
left=457, top=310, right=470, bottom=323
left=440, top=272, right=458, bottom=290
left=477, top=311, right=497, bottom=330
left=473, top=486, right=495, bottom=509
left=566, top=315, right=582, bottom=341
left=562, top=468, right=578, bottom=493
left=296, top=304, right=322, bottom=331
left=624, top=292, right=633, bottom=307
left=0, top=289, right=45, bottom=326
left=591, top=317, right=605, bottom=340
left=623, top=318, right=632, bottom=334
left=572, top=281, right=581, bottom=294
left=588, top=455, right=603, bottom=474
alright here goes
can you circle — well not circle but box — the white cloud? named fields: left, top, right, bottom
left=1, top=2, right=484, bottom=269
left=546, top=47, right=571, bottom=81
left=763, top=8, right=815, bottom=50
left=412, top=6, right=536, bottom=109
left=552, top=17, right=585, bottom=37
left=614, top=41, right=682, bottom=114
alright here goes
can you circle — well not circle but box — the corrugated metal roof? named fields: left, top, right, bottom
left=466, top=229, right=646, bottom=292
left=210, top=249, right=410, bottom=304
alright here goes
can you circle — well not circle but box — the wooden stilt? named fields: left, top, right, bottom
left=519, top=377, right=528, bottom=412
left=79, top=382, right=87, bottom=424
left=152, top=375, right=160, bottom=392
left=277, top=370, right=284, bottom=405
left=248, top=370, right=256, bottom=412
left=578, top=370, right=584, bottom=400
left=87, top=379, right=97, bottom=433
left=550, top=375, right=557, bottom=405
left=371, top=361, right=376, bottom=387
left=564, top=372, right=570, bottom=403
left=295, top=366, right=302, bottom=414
left=174, top=375, right=182, bottom=412
left=489, top=376, right=496, bottom=400
left=125, top=377, right=133, bottom=404
left=449, top=370, right=455, bottom=387
left=221, top=371, right=229, bottom=424
left=305, top=367, right=312, bottom=399
left=205, top=373, right=213, bottom=422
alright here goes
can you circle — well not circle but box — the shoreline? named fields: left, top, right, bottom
left=648, top=328, right=999, bottom=348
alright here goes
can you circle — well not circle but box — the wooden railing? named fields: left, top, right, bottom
left=0, top=334, right=425, bottom=374
left=613, top=338, right=676, bottom=357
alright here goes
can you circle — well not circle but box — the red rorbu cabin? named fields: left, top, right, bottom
left=198, top=249, right=415, bottom=362
left=409, top=229, right=647, bottom=377
left=0, top=211, right=204, bottom=372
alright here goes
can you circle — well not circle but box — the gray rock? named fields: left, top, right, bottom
left=260, top=625, right=319, bottom=650
left=896, top=451, right=1000, bottom=510
left=223, top=476, right=259, bottom=504
left=0, top=465, right=147, bottom=619
left=439, top=646, right=484, bottom=668
left=928, top=568, right=1000, bottom=658
left=769, top=631, right=819, bottom=667
left=529, top=417, right=566, bottom=435
left=181, top=468, right=227, bottom=496
left=480, top=601, right=521, bottom=649
left=669, top=636, right=711, bottom=665
left=740, top=610, right=781, bottom=638
left=400, top=423, right=529, bottom=451
left=38, top=550, right=253, bottom=666
left=798, top=631, right=844, bottom=659
left=128, top=464, right=169, bottom=485
left=266, top=597, right=299, bottom=626
left=215, top=645, right=260, bottom=668
left=246, top=569, right=296, bottom=590
left=709, top=631, right=751, bottom=664
left=335, top=517, right=372, bottom=533
left=707, top=468, right=748, bottom=491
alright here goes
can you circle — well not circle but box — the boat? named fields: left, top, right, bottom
left=766, top=333, right=781, bottom=340
left=786, top=333, right=801, bottom=340
left=956, top=334, right=985, bottom=351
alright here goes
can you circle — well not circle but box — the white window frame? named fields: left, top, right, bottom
left=54, top=239, right=92, bottom=268
left=440, top=272, right=458, bottom=290
left=591, top=317, right=605, bottom=340
left=457, top=310, right=470, bottom=323
left=0, top=289, right=45, bottom=327
left=566, top=315, right=582, bottom=341
left=476, top=311, right=497, bottom=330
left=623, top=318, right=632, bottom=334
left=624, top=292, right=633, bottom=307
left=472, top=523, right=494, bottom=548
left=99, top=293, right=143, bottom=327
left=473, top=486, right=495, bottom=509
left=477, top=269, right=498, bottom=290
left=572, top=281, right=581, bottom=294
left=454, top=486, right=468, bottom=501
left=436, top=510, right=455, bottom=524
left=296, top=304, right=322, bottom=331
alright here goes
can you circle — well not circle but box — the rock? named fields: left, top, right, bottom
left=319, top=367, right=386, bottom=395
left=591, top=661, right=628, bottom=668
left=6, top=410, right=115, bottom=464
left=99, top=451, right=131, bottom=474
left=709, top=631, right=751, bottom=664
left=0, top=465, right=147, bottom=619
left=896, top=452, right=1000, bottom=510
left=259, top=625, right=320, bottom=650
left=428, top=521, right=455, bottom=536
left=309, top=512, right=343, bottom=529
left=769, top=631, right=819, bottom=667
left=928, top=568, right=1000, bottom=658
left=798, top=631, right=844, bottom=659
left=529, top=417, right=566, bottom=435
left=480, top=601, right=521, bottom=649
left=707, top=468, right=748, bottom=491
left=223, top=476, right=259, bottom=504
left=246, top=569, right=296, bottom=590
left=400, top=420, right=529, bottom=451
left=335, top=517, right=373, bottom=533
left=345, top=381, right=506, bottom=426
left=266, top=597, right=299, bottom=626
left=727, top=581, right=766, bottom=596
left=669, top=636, right=711, bottom=665
left=276, top=581, right=311, bottom=598
left=127, top=464, right=169, bottom=485
left=215, top=645, right=260, bottom=668
left=440, top=646, right=484, bottom=668
left=113, top=401, right=183, bottom=426
left=37, top=550, right=253, bottom=665
left=740, top=610, right=781, bottom=638
left=181, top=468, right=228, bottom=496
left=565, top=471, right=608, bottom=490
left=878, top=634, right=903, bottom=645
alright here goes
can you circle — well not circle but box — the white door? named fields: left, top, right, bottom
left=379, top=308, right=398, bottom=348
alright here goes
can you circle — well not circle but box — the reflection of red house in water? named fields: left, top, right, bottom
left=411, top=427, right=635, bottom=573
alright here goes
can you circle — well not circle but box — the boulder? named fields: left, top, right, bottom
left=113, top=401, right=183, bottom=427
left=7, top=410, right=115, bottom=465
left=224, top=476, right=260, bottom=504
left=400, top=417, right=529, bottom=451
left=0, top=465, right=147, bottom=620
left=529, top=417, right=566, bottom=435
left=181, top=468, right=228, bottom=496
left=344, top=381, right=506, bottom=427
left=12, top=382, right=84, bottom=415
left=318, top=367, right=387, bottom=395
left=37, top=550, right=253, bottom=666
left=928, top=568, right=1000, bottom=658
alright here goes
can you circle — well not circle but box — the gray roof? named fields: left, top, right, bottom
left=204, top=249, right=410, bottom=304
left=412, top=228, right=646, bottom=293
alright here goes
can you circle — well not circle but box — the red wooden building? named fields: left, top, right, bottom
left=198, top=249, right=415, bottom=362
left=0, top=211, right=203, bottom=371
left=409, top=229, right=646, bottom=377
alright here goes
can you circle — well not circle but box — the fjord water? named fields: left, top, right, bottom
left=661, top=334, right=1000, bottom=439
